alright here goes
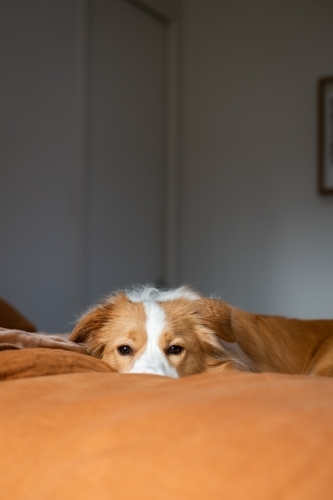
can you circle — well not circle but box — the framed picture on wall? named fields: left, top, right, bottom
left=318, top=76, right=333, bottom=193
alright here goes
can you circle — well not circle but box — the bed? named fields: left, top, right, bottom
left=1, top=298, right=332, bottom=499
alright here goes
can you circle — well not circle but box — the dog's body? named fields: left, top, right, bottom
left=70, top=286, right=333, bottom=378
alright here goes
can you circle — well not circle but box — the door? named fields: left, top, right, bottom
left=0, top=0, right=167, bottom=331
left=85, top=0, right=167, bottom=305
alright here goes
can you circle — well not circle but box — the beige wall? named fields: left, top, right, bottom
left=179, top=0, right=333, bottom=317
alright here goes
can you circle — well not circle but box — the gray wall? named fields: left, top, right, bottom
left=0, top=0, right=168, bottom=332
left=179, top=0, right=333, bottom=318
left=0, top=0, right=80, bottom=331
left=2, top=0, right=333, bottom=330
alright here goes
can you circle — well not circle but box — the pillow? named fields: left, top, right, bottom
left=0, top=297, right=36, bottom=332
left=0, top=348, right=113, bottom=380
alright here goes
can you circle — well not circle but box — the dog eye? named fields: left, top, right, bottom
left=117, top=345, right=132, bottom=355
left=167, top=345, right=183, bottom=355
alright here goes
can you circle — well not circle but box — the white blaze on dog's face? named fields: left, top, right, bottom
left=129, top=301, right=178, bottom=377
left=70, top=286, right=236, bottom=377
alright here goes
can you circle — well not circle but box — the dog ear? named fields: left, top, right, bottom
left=193, top=298, right=236, bottom=343
left=70, top=304, right=112, bottom=358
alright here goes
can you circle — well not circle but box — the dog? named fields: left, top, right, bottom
left=70, top=286, right=333, bottom=378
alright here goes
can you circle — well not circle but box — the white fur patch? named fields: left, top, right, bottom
left=126, top=285, right=200, bottom=303
left=130, top=302, right=179, bottom=378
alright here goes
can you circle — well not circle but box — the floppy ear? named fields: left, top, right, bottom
left=193, top=298, right=236, bottom=343
left=70, top=303, right=112, bottom=358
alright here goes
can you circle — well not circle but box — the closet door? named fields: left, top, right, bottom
left=85, top=0, right=167, bottom=304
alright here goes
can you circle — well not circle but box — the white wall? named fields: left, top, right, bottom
left=179, top=0, right=333, bottom=318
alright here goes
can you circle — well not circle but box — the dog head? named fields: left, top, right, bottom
left=70, top=286, right=239, bottom=378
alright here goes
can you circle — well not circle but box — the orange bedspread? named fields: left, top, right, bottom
left=0, top=349, right=332, bottom=499
left=0, top=348, right=112, bottom=380
left=0, top=300, right=331, bottom=498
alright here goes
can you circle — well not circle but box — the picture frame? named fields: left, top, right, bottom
left=318, top=76, right=333, bottom=193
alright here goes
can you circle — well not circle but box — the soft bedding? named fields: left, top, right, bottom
left=0, top=347, right=332, bottom=500
left=0, top=348, right=113, bottom=380
left=0, top=298, right=332, bottom=499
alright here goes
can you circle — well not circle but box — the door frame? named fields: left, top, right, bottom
left=74, top=0, right=181, bottom=311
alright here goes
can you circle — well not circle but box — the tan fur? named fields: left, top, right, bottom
left=70, top=294, right=247, bottom=376
left=70, top=295, right=147, bottom=373
left=70, top=290, right=333, bottom=377
left=194, top=298, right=333, bottom=377
left=158, top=300, right=242, bottom=376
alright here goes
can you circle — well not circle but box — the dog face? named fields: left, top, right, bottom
left=70, top=287, right=237, bottom=377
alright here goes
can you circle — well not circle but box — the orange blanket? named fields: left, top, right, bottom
left=0, top=348, right=112, bottom=380
left=0, top=349, right=332, bottom=499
